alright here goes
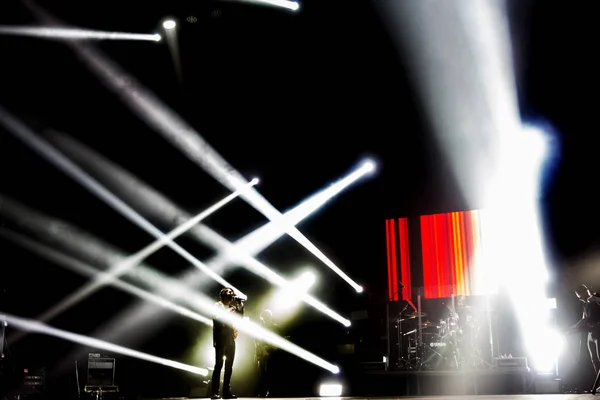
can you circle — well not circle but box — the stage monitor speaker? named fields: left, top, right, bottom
left=494, top=357, right=528, bottom=370
left=86, top=353, right=116, bottom=387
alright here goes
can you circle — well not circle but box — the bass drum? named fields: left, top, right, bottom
left=421, top=334, right=460, bottom=370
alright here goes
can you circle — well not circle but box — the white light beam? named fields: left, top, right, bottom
left=29, top=178, right=256, bottom=323
left=0, top=105, right=243, bottom=296
left=232, top=0, right=300, bottom=11
left=48, top=132, right=355, bottom=325
left=2, top=311, right=209, bottom=376
left=0, top=229, right=214, bottom=327
left=63, top=26, right=364, bottom=292
left=0, top=26, right=161, bottom=42
left=1, top=230, right=340, bottom=374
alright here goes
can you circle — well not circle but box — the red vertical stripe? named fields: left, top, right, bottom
left=463, top=211, right=473, bottom=295
left=385, top=219, right=393, bottom=301
left=448, top=213, right=458, bottom=296
left=431, top=215, right=440, bottom=297
left=430, top=215, right=437, bottom=299
left=442, top=213, right=453, bottom=297
left=398, top=218, right=412, bottom=300
left=420, top=215, right=432, bottom=298
left=458, top=212, right=468, bottom=296
left=390, top=219, right=399, bottom=301
left=427, top=215, right=436, bottom=299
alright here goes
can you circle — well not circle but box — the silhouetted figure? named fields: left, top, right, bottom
left=255, top=309, right=280, bottom=397
left=211, top=288, right=244, bottom=399
left=569, top=285, right=600, bottom=393
left=454, top=296, right=479, bottom=367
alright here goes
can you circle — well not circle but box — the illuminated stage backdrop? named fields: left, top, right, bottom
left=385, top=210, right=485, bottom=301
left=420, top=210, right=482, bottom=299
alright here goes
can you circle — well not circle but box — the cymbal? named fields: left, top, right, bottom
left=421, top=320, right=436, bottom=327
left=404, top=311, right=427, bottom=319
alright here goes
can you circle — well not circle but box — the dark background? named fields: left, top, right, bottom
left=1, top=0, right=599, bottom=397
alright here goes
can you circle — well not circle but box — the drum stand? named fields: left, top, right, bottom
left=395, top=314, right=416, bottom=369
left=413, top=294, right=447, bottom=370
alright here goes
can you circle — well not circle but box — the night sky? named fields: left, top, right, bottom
left=1, top=0, right=599, bottom=395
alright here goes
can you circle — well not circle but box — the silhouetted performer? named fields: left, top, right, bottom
left=569, top=285, right=600, bottom=393
left=255, top=309, right=280, bottom=397
left=211, top=288, right=244, bottom=399
left=454, top=296, right=478, bottom=366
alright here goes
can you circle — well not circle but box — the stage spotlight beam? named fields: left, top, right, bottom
left=1, top=231, right=340, bottom=374
left=0, top=26, right=161, bottom=42
left=21, top=0, right=364, bottom=292
left=2, top=311, right=209, bottom=376
left=7, top=178, right=256, bottom=325
left=51, top=22, right=364, bottom=292
left=48, top=132, right=354, bottom=326
left=0, top=105, right=244, bottom=295
left=0, top=229, right=214, bottom=327
left=234, top=0, right=300, bottom=11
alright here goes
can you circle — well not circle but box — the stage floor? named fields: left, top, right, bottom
left=147, top=396, right=596, bottom=400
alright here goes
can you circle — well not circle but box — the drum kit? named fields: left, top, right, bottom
left=393, top=305, right=489, bottom=370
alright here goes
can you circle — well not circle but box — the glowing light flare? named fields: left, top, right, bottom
left=162, top=20, right=176, bottom=30
left=319, top=383, right=343, bottom=397
left=496, top=124, right=552, bottom=202
left=526, top=329, right=564, bottom=372
left=0, top=108, right=244, bottom=296
left=273, top=270, right=317, bottom=311
left=360, top=158, right=376, bottom=174
left=299, top=270, right=316, bottom=286
left=2, top=312, right=209, bottom=376
left=0, top=26, right=161, bottom=42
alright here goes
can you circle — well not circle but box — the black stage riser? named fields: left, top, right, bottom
left=355, top=370, right=532, bottom=396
